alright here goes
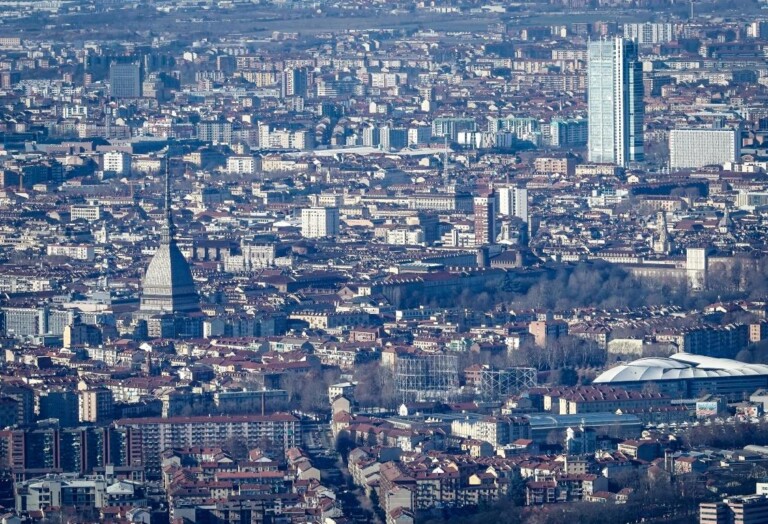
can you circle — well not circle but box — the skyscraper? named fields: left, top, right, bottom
left=588, top=37, right=644, bottom=167
left=109, top=62, right=142, bottom=99
left=139, top=158, right=200, bottom=317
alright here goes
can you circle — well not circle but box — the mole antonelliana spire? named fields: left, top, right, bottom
left=161, top=155, right=174, bottom=245
left=138, top=156, right=200, bottom=318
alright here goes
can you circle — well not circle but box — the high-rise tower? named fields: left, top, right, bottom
left=139, top=158, right=200, bottom=316
left=474, top=191, right=496, bottom=247
left=588, top=37, right=644, bottom=167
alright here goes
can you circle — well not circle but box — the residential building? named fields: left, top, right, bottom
left=301, top=207, right=340, bottom=238
left=473, top=192, right=495, bottom=246
left=79, top=388, right=114, bottom=423
left=497, top=186, right=528, bottom=221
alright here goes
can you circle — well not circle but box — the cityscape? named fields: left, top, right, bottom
left=1, top=0, right=768, bottom=523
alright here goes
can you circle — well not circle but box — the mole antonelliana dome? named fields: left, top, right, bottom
left=138, top=159, right=200, bottom=316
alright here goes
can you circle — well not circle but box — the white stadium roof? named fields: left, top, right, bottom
left=594, top=353, right=768, bottom=384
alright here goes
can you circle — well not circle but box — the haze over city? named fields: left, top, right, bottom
left=0, top=0, right=767, bottom=523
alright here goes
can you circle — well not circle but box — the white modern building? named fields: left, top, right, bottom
left=669, top=127, right=740, bottom=170
left=103, top=151, right=131, bottom=176
left=623, top=23, right=676, bottom=44
left=70, top=204, right=101, bottom=222
left=588, top=37, right=644, bottom=166
left=686, top=247, right=708, bottom=290
left=227, top=155, right=258, bottom=175
left=301, top=207, right=340, bottom=238
left=497, top=186, right=528, bottom=221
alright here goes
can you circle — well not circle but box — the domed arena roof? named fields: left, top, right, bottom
left=594, top=353, right=768, bottom=384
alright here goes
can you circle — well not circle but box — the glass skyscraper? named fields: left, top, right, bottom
left=588, top=37, right=644, bottom=167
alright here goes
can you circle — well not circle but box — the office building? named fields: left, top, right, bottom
left=109, top=62, right=141, bottom=98
left=588, top=37, right=644, bottom=166
left=474, top=192, right=496, bottom=246
left=301, top=207, right=340, bottom=238
left=497, top=186, right=528, bottom=221
left=669, top=128, right=740, bottom=170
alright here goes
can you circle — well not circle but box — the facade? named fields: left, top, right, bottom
left=432, top=117, right=476, bottom=140
left=588, top=37, right=644, bottom=166
left=529, top=320, right=568, bottom=347
left=46, top=244, right=95, bottom=261
left=686, top=247, right=708, bottom=290
left=70, top=204, right=101, bottom=222
left=301, top=207, right=340, bottom=238
left=534, top=156, right=577, bottom=177
left=15, top=473, right=146, bottom=513
left=669, top=128, right=740, bottom=170
left=2, top=307, right=74, bottom=338
left=109, top=62, right=142, bottom=98
left=450, top=416, right=530, bottom=448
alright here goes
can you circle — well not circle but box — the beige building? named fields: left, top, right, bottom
left=79, top=388, right=114, bottom=423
